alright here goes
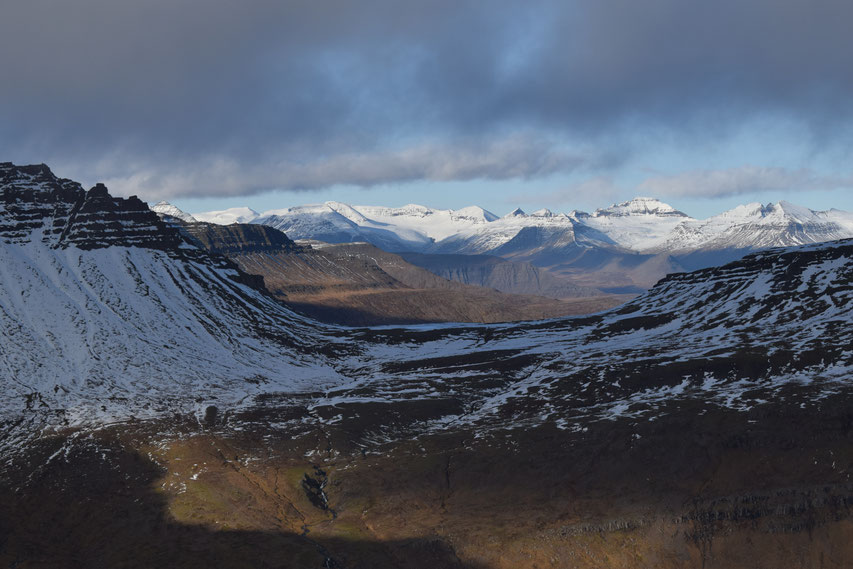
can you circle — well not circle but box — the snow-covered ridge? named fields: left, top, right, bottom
left=656, top=201, right=853, bottom=252
left=344, top=239, right=853, bottom=430
left=0, top=239, right=345, bottom=425
left=193, top=206, right=260, bottom=225
left=151, top=201, right=197, bottom=223
left=591, top=197, right=688, bottom=218
left=191, top=195, right=853, bottom=256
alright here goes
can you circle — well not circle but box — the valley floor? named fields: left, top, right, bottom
left=4, top=388, right=853, bottom=569
left=283, top=290, right=633, bottom=326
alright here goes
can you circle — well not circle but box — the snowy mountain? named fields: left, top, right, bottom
left=574, top=197, right=694, bottom=251
left=254, top=202, right=430, bottom=251
left=428, top=197, right=689, bottom=259
left=150, top=201, right=198, bottom=223
left=190, top=197, right=695, bottom=254
left=193, top=206, right=260, bottom=225
left=195, top=196, right=852, bottom=259
left=350, top=203, right=498, bottom=241
left=345, top=238, right=853, bottom=434
left=425, top=201, right=685, bottom=289
left=658, top=200, right=853, bottom=252
left=0, top=163, right=345, bottom=427
left=6, top=163, right=852, bottom=433
left=248, top=202, right=500, bottom=251
left=189, top=196, right=853, bottom=289
left=5, top=162, right=852, bottom=432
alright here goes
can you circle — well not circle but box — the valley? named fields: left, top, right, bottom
left=171, top=219, right=623, bottom=325
left=1, top=164, right=852, bottom=568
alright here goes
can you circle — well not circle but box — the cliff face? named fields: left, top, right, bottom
left=0, top=163, right=181, bottom=250
left=181, top=222, right=302, bottom=256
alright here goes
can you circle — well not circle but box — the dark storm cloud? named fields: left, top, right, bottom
left=2, top=0, right=853, bottom=197
left=103, top=134, right=598, bottom=200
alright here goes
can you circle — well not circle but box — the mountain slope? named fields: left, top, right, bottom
left=181, top=220, right=303, bottom=255
left=4, top=235, right=852, bottom=569
left=575, top=196, right=694, bottom=250
left=152, top=208, right=626, bottom=324
left=0, top=164, right=345, bottom=427
left=660, top=200, right=853, bottom=252
left=255, top=202, right=432, bottom=252
left=397, top=251, right=601, bottom=298
left=8, top=165, right=849, bottom=431
left=338, top=238, right=853, bottom=435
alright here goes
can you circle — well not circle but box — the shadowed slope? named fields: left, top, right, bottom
left=174, top=226, right=627, bottom=325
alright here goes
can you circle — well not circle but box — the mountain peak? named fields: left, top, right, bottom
left=453, top=205, right=499, bottom=222
left=1, top=162, right=181, bottom=250
left=773, top=200, right=821, bottom=222
left=323, top=201, right=372, bottom=224
left=716, top=201, right=821, bottom=224
left=151, top=201, right=198, bottom=223
left=595, top=197, right=687, bottom=218
left=505, top=208, right=526, bottom=218
left=530, top=208, right=554, bottom=217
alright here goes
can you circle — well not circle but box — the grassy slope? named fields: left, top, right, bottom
left=4, top=392, right=853, bottom=568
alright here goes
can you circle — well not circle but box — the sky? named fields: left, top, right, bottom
left=2, top=0, right=853, bottom=219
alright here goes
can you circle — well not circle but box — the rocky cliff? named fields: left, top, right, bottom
left=0, top=162, right=181, bottom=250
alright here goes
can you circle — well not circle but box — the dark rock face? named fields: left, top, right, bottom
left=179, top=221, right=302, bottom=256
left=0, top=162, right=84, bottom=243
left=0, top=163, right=181, bottom=250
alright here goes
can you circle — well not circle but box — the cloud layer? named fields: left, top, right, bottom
left=102, top=135, right=601, bottom=199
left=639, top=166, right=853, bottom=198
left=3, top=0, right=853, bottom=198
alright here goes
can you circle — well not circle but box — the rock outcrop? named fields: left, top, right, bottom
left=0, top=163, right=181, bottom=250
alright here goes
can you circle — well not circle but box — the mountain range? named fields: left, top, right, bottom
left=183, top=197, right=853, bottom=289
left=4, top=163, right=853, bottom=568
left=176, top=223, right=617, bottom=325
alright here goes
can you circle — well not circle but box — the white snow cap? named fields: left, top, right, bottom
left=453, top=205, right=499, bottom=222
left=197, top=195, right=852, bottom=254
left=151, top=201, right=198, bottom=223
left=193, top=207, right=260, bottom=225
left=594, top=197, right=686, bottom=217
